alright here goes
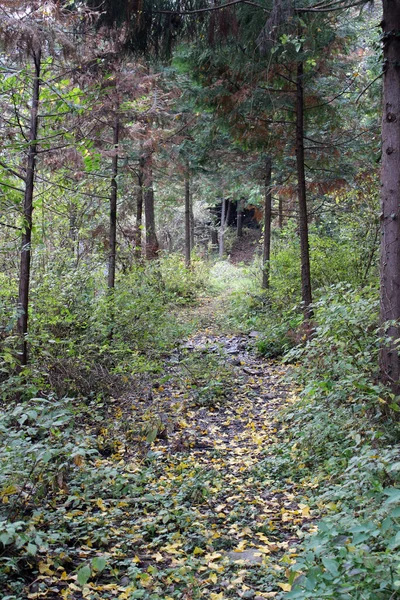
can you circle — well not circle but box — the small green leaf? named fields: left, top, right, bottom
left=0, top=533, right=10, bottom=546
left=146, top=427, right=158, bottom=444
left=77, top=565, right=91, bottom=586
left=27, top=543, right=37, bottom=556
left=92, top=556, right=106, bottom=572
left=322, top=557, right=339, bottom=577
left=41, top=451, right=53, bottom=463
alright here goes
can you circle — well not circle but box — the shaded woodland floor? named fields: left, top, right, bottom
left=14, top=288, right=317, bottom=600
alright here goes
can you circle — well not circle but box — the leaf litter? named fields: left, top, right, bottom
left=11, top=314, right=319, bottom=600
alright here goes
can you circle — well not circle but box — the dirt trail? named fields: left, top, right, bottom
left=103, top=310, right=312, bottom=599
left=28, top=292, right=312, bottom=600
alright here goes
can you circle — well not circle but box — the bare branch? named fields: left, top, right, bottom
left=0, top=160, right=26, bottom=181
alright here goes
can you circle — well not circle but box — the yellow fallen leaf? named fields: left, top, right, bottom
left=209, top=572, right=218, bottom=583
left=153, top=552, right=163, bottom=562
left=298, top=503, right=310, bottom=517
left=38, top=561, right=54, bottom=575
left=205, top=551, right=222, bottom=560
left=96, top=498, right=106, bottom=511
left=235, top=540, right=247, bottom=552
left=208, top=562, right=225, bottom=572
left=277, top=583, right=292, bottom=591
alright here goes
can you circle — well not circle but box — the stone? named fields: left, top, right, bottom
left=227, top=549, right=263, bottom=564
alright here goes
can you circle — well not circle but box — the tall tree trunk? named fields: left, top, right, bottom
left=225, top=199, right=232, bottom=228
left=184, top=165, right=191, bottom=268
left=189, top=188, right=195, bottom=251
left=237, top=198, right=244, bottom=238
left=296, top=61, right=313, bottom=318
left=144, top=152, right=159, bottom=260
left=380, top=2, right=400, bottom=394
left=278, top=197, right=283, bottom=229
left=262, top=156, right=272, bottom=289
left=219, top=197, right=226, bottom=258
left=17, top=48, right=41, bottom=366
left=135, top=153, right=144, bottom=259
left=108, top=113, right=119, bottom=289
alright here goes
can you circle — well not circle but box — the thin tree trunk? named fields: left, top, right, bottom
left=262, top=156, right=272, bottom=289
left=237, top=198, right=244, bottom=238
left=184, top=165, right=191, bottom=268
left=225, top=199, right=232, bottom=228
left=135, top=154, right=144, bottom=259
left=296, top=61, right=313, bottom=318
left=189, top=189, right=195, bottom=251
left=219, top=198, right=226, bottom=258
left=69, top=202, right=77, bottom=245
left=17, top=48, right=41, bottom=366
left=278, top=197, right=283, bottom=229
left=379, top=1, right=400, bottom=394
left=108, top=113, right=119, bottom=289
left=144, top=152, right=159, bottom=260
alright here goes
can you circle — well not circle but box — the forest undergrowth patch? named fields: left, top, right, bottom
left=1, top=269, right=400, bottom=600
left=0, top=301, right=318, bottom=600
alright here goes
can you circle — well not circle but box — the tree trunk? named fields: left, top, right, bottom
left=184, top=166, right=191, bottom=268
left=296, top=61, right=313, bottom=318
left=278, top=197, right=283, bottom=229
left=379, top=2, right=400, bottom=394
left=237, top=198, right=244, bottom=237
left=189, top=188, right=195, bottom=251
left=108, top=113, right=119, bottom=289
left=17, top=48, right=41, bottom=366
left=262, top=156, right=272, bottom=289
left=135, top=153, right=144, bottom=259
left=144, top=152, right=159, bottom=260
left=219, top=198, right=226, bottom=258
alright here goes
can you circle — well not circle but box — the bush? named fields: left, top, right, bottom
left=285, top=283, right=381, bottom=406
left=253, top=283, right=400, bottom=600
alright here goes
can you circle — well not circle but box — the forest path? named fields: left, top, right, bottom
left=90, top=284, right=313, bottom=599
left=30, top=277, right=314, bottom=600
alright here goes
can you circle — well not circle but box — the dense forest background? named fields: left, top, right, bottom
left=1, top=1, right=400, bottom=599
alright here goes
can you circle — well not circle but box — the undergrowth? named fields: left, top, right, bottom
left=254, top=283, right=400, bottom=600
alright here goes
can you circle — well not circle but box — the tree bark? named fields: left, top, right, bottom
left=108, top=113, right=119, bottom=289
left=278, top=197, right=283, bottom=229
left=189, top=188, right=195, bottom=251
left=296, top=61, right=313, bottom=318
left=135, top=153, right=144, bottom=259
left=184, top=165, right=191, bottom=268
left=237, top=198, right=244, bottom=238
left=262, top=156, right=272, bottom=289
left=144, top=152, right=159, bottom=260
left=17, top=48, right=41, bottom=366
left=219, top=197, right=226, bottom=258
left=211, top=227, right=218, bottom=248
left=379, top=2, right=400, bottom=394
left=225, top=199, right=232, bottom=228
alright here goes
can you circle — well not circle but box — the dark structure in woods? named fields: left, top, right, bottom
left=210, top=198, right=262, bottom=229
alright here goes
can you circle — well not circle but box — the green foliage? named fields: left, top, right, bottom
left=0, top=254, right=211, bottom=402
left=158, top=253, right=210, bottom=305
left=285, top=283, right=381, bottom=406
left=250, top=283, right=400, bottom=600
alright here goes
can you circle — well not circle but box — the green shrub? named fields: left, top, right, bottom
left=253, top=283, right=400, bottom=600
left=285, top=283, right=381, bottom=406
